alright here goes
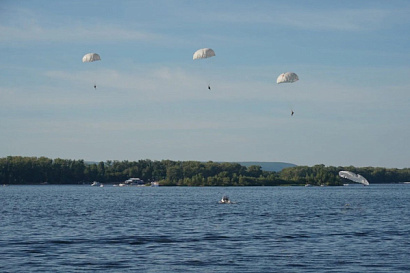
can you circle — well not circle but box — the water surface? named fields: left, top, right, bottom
left=1, top=184, right=409, bottom=272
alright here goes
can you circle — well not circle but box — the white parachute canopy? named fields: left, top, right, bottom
left=339, top=171, right=370, bottom=186
left=193, top=48, right=215, bottom=60
left=82, top=53, right=101, bottom=63
left=277, top=72, right=299, bottom=84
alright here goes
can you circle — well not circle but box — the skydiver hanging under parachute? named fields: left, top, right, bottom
left=82, top=53, right=101, bottom=90
left=277, top=72, right=299, bottom=116
left=193, top=48, right=215, bottom=90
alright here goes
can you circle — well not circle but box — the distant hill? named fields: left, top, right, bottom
left=236, top=162, right=297, bottom=172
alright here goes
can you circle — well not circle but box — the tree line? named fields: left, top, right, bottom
left=1, top=156, right=409, bottom=186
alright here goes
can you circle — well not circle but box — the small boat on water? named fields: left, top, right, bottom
left=219, top=195, right=232, bottom=204
left=124, top=178, right=145, bottom=186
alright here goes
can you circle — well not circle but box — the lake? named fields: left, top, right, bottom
left=1, top=184, right=409, bottom=272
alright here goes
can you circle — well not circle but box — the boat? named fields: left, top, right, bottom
left=305, top=184, right=312, bottom=187
left=91, top=181, right=101, bottom=186
left=219, top=195, right=231, bottom=204
left=151, top=182, right=159, bottom=187
left=124, top=178, right=145, bottom=186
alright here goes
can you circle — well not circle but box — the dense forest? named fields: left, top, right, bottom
left=1, top=156, right=410, bottom=186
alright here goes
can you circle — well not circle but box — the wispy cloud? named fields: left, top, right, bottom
left=43, top=67, right=203, bottom=102
left=0, top=23, right=161, bottom=43
left=279, top=9, right=391, bottom=31
left=210, top=7, right=403, bottom=32
left=0, top=7, right=162, bottom=43
left=2, top=5, right=403, bottom=46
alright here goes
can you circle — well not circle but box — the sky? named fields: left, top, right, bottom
left=1, top=0, right=410, bottom=168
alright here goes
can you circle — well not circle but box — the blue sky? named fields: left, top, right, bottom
left=1, top=0, right=410, bottom=168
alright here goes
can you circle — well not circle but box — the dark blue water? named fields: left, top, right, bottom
left=1, top=184, right=409, bottom=272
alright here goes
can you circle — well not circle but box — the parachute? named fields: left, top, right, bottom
left=193, top=48, right=215, bottom=60
left=82, top=53, right=101, bottom=89
left=277, top=72, right=299, bottom=115
left=277, top=72, right=299, bottom=84
left=82, top=53, right=101, bottom=63
left=339, top=171, right=370, bottom=186
left=193, top=48, right=215, bottom=90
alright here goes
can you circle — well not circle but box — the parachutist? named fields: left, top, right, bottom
left=193, top=48, right=215, bottom=92
left=82, top=53, right=101, bottom=91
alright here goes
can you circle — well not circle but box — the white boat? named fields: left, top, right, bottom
left=151, top=182, right=159, bottom=187
left=219, top=195, right=231, bottom=204
left=124, top=178, right=145, bottom=185
left=91, top=181, right=101, bottom=186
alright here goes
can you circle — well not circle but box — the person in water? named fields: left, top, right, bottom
left=291, top=110, right=294, bottom=116
left=208, top=85, right=211, bottom=90
left=94, top=84, right=97, bottom=89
